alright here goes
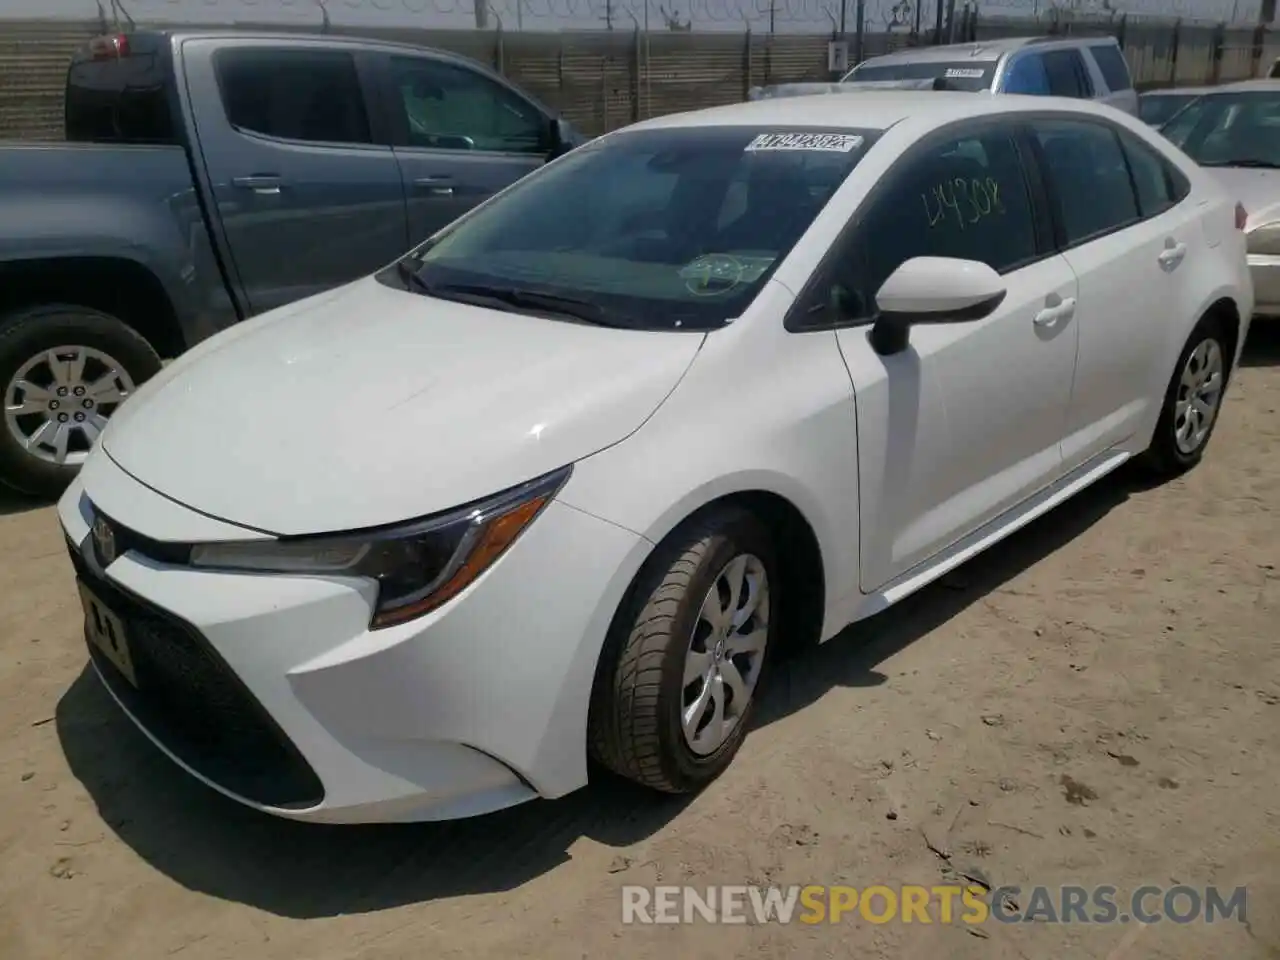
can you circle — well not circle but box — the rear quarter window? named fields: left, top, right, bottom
left=1090, top=44, right=1134, bottom=92
left=64, top=39, right=178, bottom=144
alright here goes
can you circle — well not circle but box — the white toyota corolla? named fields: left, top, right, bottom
left=58, top=92, right=1252, bottom=824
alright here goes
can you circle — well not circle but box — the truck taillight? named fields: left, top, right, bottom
left=89, top=34, right=130, bottom=60
left=1235, top=202, right=1248, bottom=231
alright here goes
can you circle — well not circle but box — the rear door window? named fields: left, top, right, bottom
left=1090, top=44, right=1133, bottom=92
left=1119, top=131, right=1190, bottom=217
left=1032, top=118, right=1140, bottom=244
left=215, top=47, right=373, bottom=145
left=1041, top=49, right=1093, bottom=99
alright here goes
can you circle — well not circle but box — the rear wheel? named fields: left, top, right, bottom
left=0, top=305, right=162, bottom=497
left=1141, top=315, right=1229, bottom=479
left=589, top=507, right=777, bottom=794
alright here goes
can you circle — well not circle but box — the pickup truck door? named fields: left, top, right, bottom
left=179, top=38, right=410, bottom=316
left=371, top=53, right=551, bottom=244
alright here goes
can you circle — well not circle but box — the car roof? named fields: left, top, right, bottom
left=855, top=34, right=1117, bottom=66
left=625, top=89, right=1126, bottom=134
left=1204, top=78, right=1280, bottom=93
left=1142, top=86, right=1213, bottom=97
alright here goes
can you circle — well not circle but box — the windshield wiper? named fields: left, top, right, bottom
left=417, top=279, right=632, bottom=328
left=1199, top=158, right=1280, bottom=169
left=395, top=257, right=434, bottom=294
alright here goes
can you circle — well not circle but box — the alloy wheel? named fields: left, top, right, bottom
left=3, top=345, right=135, bottom=466
left=681, top=553, right=770, bottom=756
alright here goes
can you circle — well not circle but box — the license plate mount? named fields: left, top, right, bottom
left=78, top=581, right=138, bottom=688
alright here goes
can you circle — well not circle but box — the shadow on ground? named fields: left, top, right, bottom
left=1241, top=321, right=1280, bottom=368
left=56, top=463, right=1141, bottom=919
left=0, top=486, right=49, bottom=518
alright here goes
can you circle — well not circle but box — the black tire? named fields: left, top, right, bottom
left=0, top=304, right=162, bottom=498
left=588, top=507, right=779, bottom=794
left=1141, top=313, right=1231, bottom=480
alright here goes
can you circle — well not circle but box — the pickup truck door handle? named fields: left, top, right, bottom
left=1033, top=296, right=1076, bottom=328
left=412, top=175, right=455, bottom=196
left=231, top=175, right=284, bottom=194
left=1158, top=240, right=1188, bottom=271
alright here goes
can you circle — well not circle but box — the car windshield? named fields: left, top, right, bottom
left=843, top=60, right=994, bottom=92
left=1139, top=93, right=1198, bottom=127
left=383, top=125, right=878, bottom=331
left=1160, top=90, right=1280, bottom=167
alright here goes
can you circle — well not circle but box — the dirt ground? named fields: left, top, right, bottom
left=0, top=330, right=1277, bottom=960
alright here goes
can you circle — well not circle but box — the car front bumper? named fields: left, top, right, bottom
left=1248, top=253, right=1280, bottom=317
left=57, top=454, right=650, bottom=824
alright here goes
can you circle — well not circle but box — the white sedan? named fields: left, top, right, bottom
left=1157, top=79, right=1280, bottom=317
left=57, top=92, right=1252, bottom=824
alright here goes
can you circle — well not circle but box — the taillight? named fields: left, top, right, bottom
left=88, top=34, right=129, bottom=60
left=1235, top=202, right=1248, bottom=231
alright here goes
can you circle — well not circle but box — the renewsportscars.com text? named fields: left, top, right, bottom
left=621, top=884, right=1248, bottom=926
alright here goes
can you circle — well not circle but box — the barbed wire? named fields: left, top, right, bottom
left=109, top=0, right=1264, bottom=27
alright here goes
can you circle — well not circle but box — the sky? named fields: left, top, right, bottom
left=2, top=0, right=1263, bottom=34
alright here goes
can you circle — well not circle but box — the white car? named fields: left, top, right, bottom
left=57, top=92, right=1252, bottom=824
left=1156, top=79, right=1280, bottom=318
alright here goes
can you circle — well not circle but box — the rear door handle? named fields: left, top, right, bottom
left=231, top=175, right=284, bottom=194
left=1034, top=296, right=1076, bottom=327
left=1158, top=241, right=1188, bottom=271
left=412, top=175, right=455, bottom=196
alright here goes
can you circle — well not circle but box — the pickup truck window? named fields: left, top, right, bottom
left=389, top=56, right=548, bottom=154
left=1041, top=49, right=1093, bottom=99
left=65, top=38, right=177, bottom=144
left=844, top=61, right=994, bottom=92
left=215, top=48, right=373, bottom=145
left=1090, top=44, right=1133, bottom=92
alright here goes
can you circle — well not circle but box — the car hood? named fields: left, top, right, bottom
left=101, top=276, right=705, bottom=535
left=1202, top=166, right=1280, bottom=228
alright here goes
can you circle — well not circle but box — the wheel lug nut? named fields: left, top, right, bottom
left=57, top=413, right=69, bottom=423
left=56, top=387, right=68, bottom=397
left=81, top=399, right=93, bottom=409
left=73, top=386, right=86, bottom=396
left=73, top=412, right=85, bottom=422
left=48, top=400, right=59, bottom=410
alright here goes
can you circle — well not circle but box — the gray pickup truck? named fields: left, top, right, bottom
left=0, top=29, right=584, bottom=497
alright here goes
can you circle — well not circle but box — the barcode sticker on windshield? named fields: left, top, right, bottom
left=944, top=68, right=986, bottom=78
left=745, top=132, right=864, bottom=153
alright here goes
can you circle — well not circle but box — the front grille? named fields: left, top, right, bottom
left=68, top=541, right=325, bottom=810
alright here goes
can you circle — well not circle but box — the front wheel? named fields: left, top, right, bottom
left=588, top=507, right=778, bottom=794
left=0, top=304, right=162, bottom=498
left=1141, top=315, right=1230, bottom=480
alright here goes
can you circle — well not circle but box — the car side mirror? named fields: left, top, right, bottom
left=869, top=256, right=1006, bottom=356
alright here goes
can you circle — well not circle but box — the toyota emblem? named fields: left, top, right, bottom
left=92, top=515, right=117, bottom=566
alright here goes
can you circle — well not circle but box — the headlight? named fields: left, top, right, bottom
left=189, top=465, right=571, bottom=629
left=1247, top=220, right=1280, bottom=256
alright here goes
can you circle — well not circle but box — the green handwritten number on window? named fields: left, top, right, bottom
left=921, top=176, right=1006, bottom=230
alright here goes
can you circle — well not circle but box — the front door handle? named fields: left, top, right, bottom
left=413, top=175, right=455, bottom=196
left=1034, top=296, right=1076, bottom=327
left=1158, top=240, right=1188, bottom=271
left=231, top=175, right=284, bottom=195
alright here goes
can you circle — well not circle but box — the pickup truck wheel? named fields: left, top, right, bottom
left=0, top=305, right=162, bottom=498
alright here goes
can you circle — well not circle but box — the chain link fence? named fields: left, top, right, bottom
left=1, top=14, right=1278, bottom=140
